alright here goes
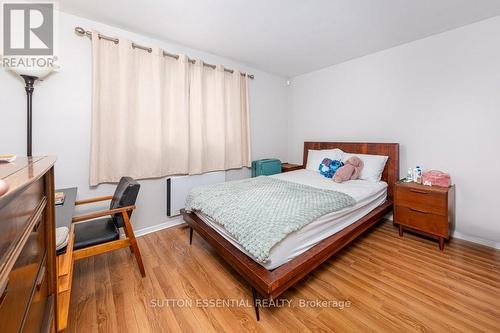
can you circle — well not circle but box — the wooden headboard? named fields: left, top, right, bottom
left=303, top=142, right=400, bottom=201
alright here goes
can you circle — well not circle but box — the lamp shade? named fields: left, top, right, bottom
left=8, top=59, right=59, bottom=80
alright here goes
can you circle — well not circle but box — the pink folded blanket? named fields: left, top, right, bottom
left=333, top=156, right=364, bottom=183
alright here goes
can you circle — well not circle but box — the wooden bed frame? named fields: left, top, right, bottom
left=181, top=142, right=399, bottom=319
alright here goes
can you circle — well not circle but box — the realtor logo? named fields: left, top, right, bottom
left=2, top=3, right=54, bottom=55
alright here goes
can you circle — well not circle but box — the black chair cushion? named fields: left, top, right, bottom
left=73, top=218, right=120, bottom=250
left=110, top=177, right=140, bottom=228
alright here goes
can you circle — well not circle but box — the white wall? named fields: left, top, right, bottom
left=287, top=16, right=500, bottom=247
left=0, top=11, right=288, bottom=232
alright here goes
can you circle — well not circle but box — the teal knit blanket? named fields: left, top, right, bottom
left=185, top=176, right=355, bottom=263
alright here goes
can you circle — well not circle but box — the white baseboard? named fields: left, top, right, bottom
left=451, top=231, right=500, bottom=249
left=385, top=214, right=500, bottom=249
left=134, top=216, right=185, bottom=238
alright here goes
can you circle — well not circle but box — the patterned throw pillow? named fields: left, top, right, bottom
left=319, top=158, right=344, bottom=178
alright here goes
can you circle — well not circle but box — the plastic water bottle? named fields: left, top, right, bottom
left=415, top=166, right=422, bottom=184
left=406, top=168, right=413, bottom=182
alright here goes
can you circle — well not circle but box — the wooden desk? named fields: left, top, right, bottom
left=55, top=188, right=77, bottom=332
left=56, top=188, right=77, bottom=254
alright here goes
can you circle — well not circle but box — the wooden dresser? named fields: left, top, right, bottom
left=0, top=157, right=57, bottom=333
left=394, top=180, right=455, bottom=250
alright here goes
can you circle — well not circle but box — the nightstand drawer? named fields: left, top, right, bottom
left=395, top=186, right=447, bottom=216
left=395, top=206, right=449, bottom=237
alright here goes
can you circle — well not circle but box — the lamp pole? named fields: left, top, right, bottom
left=21, top=75, right=37, bottom=157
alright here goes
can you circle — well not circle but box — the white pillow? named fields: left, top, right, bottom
left=306, top=149, right=345, bottom=172
left=343, top=153, right=388, bottom=182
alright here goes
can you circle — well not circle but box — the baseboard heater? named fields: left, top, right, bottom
left=166, top=171, right=225, bottom=216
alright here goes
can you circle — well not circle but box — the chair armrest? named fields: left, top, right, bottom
left=75, top=195, right=114, bottom=206
left=72, top=205, right=136, bottom=223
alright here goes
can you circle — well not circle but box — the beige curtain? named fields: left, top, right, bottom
left=89, top=31, right=251, bottom=186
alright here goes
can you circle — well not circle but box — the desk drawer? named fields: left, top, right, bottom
left=0, top=214, right=46, bottom=333
left=0, top=179, right=44, bottom=266
left=395, top=186, right=447, bottom=216
left=395, top=205, right=449, bottom=237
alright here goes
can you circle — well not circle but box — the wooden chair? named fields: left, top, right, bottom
left=71, top=177, right=145, bottom=277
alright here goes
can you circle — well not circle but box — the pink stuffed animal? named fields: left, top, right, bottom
left=333, top=156, right=364, bottom=183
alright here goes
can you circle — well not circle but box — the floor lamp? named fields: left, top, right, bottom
left=9, top=65, right=58, bottom=157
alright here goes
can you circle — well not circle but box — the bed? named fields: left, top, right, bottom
left=181, top=142, right=399, bottom=319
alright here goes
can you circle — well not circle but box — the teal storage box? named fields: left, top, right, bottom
left=251, top=159, right=282, bottom=177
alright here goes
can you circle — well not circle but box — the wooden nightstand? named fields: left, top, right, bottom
left=394, top=181, right=455, bottom=250
left=281, top=163, right=303, bottom=173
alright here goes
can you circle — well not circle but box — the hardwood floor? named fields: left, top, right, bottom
left=68, top=220, right=500, bottom=333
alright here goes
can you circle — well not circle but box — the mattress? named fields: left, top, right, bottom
left=195, top=169, right=388, bottom=270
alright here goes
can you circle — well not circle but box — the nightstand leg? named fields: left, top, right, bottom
left=438, top=237, right=445, bottom=250
left=398, top=224, right=403, bottom=237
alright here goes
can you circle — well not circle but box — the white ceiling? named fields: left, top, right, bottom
left=60, top=0, right=500, bottom=77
